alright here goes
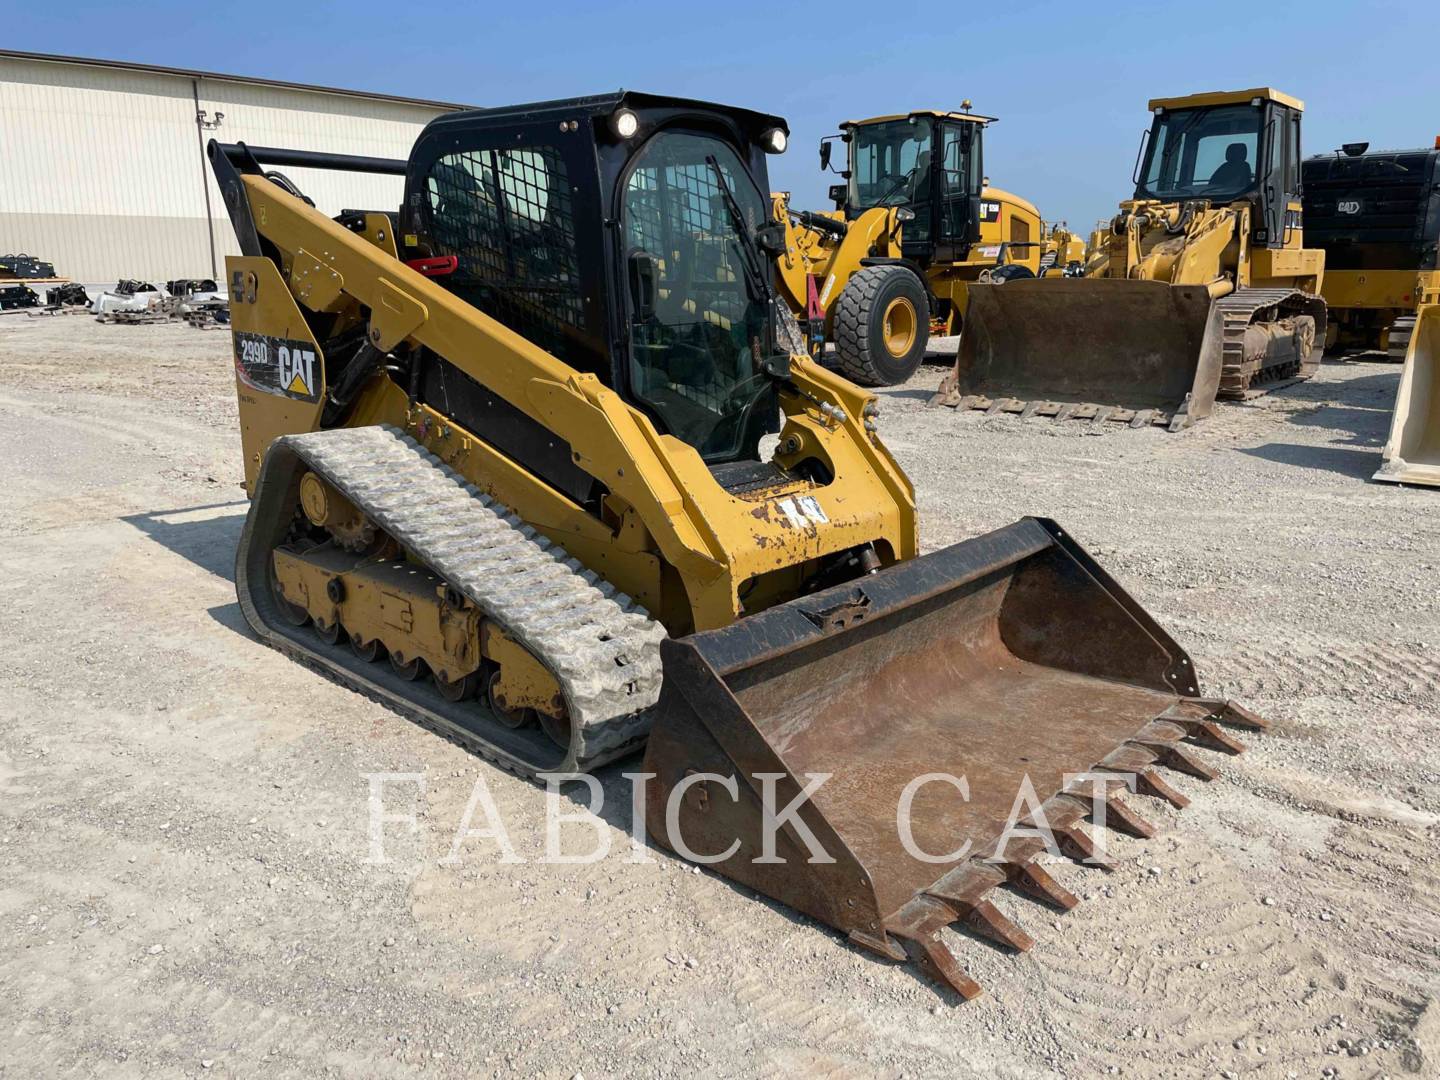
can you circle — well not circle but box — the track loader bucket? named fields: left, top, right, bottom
left=644, top=518, right=1264, bottom=1000
left=932, top=279, right=1220, bottom=430
left=1374, top=304, right=1440, bottom=487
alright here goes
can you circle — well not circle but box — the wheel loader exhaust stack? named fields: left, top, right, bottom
left=209, top=89, right=1268, bottom=1000
left=933, top=88, right=1328, bottom=430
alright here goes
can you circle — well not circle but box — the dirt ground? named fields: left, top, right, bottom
left=1, top=312, right=1437, bottom=1079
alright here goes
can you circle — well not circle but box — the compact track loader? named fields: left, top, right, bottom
left=1303, top=140, right=1440, bottom=359
left=773, top=107, right=1047, bottom=386
left=1375, top=304, right=1440, bottom=486
left=934, top=89, right=1328, bottom=430
left=211, top=91, right=1264, bottom=999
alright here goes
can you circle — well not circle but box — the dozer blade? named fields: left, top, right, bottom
left=643, top=517, right=1264, bottom=1001
left=1374, top=304, right=1440, bottom=487
left=932, top=279, right=1219, bottom=430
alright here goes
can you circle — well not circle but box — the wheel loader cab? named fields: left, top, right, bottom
left=834, top=111, right=988, bottom=263
left=1136, top=89, right=1305, bottom=249
left=401, top=93, right=790, bottom=464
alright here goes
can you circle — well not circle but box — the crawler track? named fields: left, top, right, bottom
left=237, top=425, right=666, bottom=777
left=1213, top=287, right=1327, bottom=398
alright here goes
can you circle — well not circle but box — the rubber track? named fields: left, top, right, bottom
left=1214, top=287, right=1327, bottom=398
left=236, top=425, right=666, bottom=777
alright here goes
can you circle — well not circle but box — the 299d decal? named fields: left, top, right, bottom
left=234, top=331, right=322, bottom=404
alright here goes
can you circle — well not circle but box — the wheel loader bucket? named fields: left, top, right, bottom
left=644, top=518, right=1264, bottom=1000
left=932, top=279, right=1219, bottom=430
left=1374, top=304, right=1440, bottom=487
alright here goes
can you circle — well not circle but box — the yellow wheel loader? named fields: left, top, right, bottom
left=934, top=88, right=1328, bottom=431
left=1303, top=140, right=1440, bottom=360
left=209, top=91, right=1264, bottom=999
left=772, top=107, right=1046, bottom=385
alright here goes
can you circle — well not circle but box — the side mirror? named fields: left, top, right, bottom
left=820, top=140, right=832, bottom=171
left=828, top=183, right=847, bottom=209
left=627, top=249, right=657, bottom=322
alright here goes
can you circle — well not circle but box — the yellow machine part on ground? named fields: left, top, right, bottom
left=1375, top=303, right=1440, bottom=487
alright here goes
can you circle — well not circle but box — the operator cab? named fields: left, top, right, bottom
left=1135, top=88, right=1304, bottom=247
left=822, top=109, right=989, bottom=263
left=402, top=92, right=791, bottom=466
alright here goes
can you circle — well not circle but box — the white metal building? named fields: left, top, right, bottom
left=0, top=51, right=467, bottom=283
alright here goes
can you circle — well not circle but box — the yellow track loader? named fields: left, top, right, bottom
left=772, top=107, right=1046, bottom=385
left=934, top=88, right=1328, bottom=430
left=1375, top=303, right=1440, bottom=486
left=209, top=91, right=1264, bottom=999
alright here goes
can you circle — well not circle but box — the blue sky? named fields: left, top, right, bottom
left=9, top=1, right=1438, bottom=228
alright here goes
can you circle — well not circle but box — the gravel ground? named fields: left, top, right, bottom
left=1, top=313, right=1437, bottom=1079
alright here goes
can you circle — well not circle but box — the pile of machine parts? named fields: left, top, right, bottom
left=91, top=278, right=229, bottom=326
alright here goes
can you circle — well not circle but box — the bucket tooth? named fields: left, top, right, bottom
left=1213, top=699, right=1268, bottom=731
left=1134, top=768, right=1190, bottom=809
left=1003, top=859, right=1080, bottom=911
left=894, top=928, right=984, bottom=1000
left=1098, top=792, right=1157, bottom=839
left=1182, top=719, right=1247, bottom=756
left=1056, top=824, right=1116, bottom=872
left=923, top=867, right=1036, bottom=952
left=1148, top=742, right=1220, bottom=781
left=959, top=899, right=1035, bottom=952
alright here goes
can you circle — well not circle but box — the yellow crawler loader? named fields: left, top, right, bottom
left=773, top=107, right=1046, bottom=385
left=934, top=89, right=1328, bottom=430
left=210, top=91, right=1264, bottom=999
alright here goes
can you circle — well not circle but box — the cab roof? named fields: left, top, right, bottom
left=842, top=109, right=995, bottom=128
left=1148, top=88, right=1304, bottom=112
left=426, top=90, right=787, bottom=136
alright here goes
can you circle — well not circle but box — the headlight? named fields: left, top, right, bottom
left=895, top=207, right=915, bottom=222
left=761, top=127, right=788, bottom=154
left=611, top=109, right=639, bottom=139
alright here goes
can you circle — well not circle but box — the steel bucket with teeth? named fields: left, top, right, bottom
left=643, top=517, right=1265, bottom=1000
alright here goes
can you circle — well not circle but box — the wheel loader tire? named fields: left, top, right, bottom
left=833, top=264, right=929, bottom=386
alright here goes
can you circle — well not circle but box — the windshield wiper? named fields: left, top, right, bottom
left=871, top=169, right=917, bottom=208
left=705, top=154, right=771, bottom=305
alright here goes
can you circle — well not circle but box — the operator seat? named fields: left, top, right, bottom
left=1208, top=143, right=1253, bottom=191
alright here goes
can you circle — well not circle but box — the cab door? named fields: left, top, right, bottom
left=1259, top=104, right=1303, bottom=248
left=936, top=121, right=982, bottom=261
